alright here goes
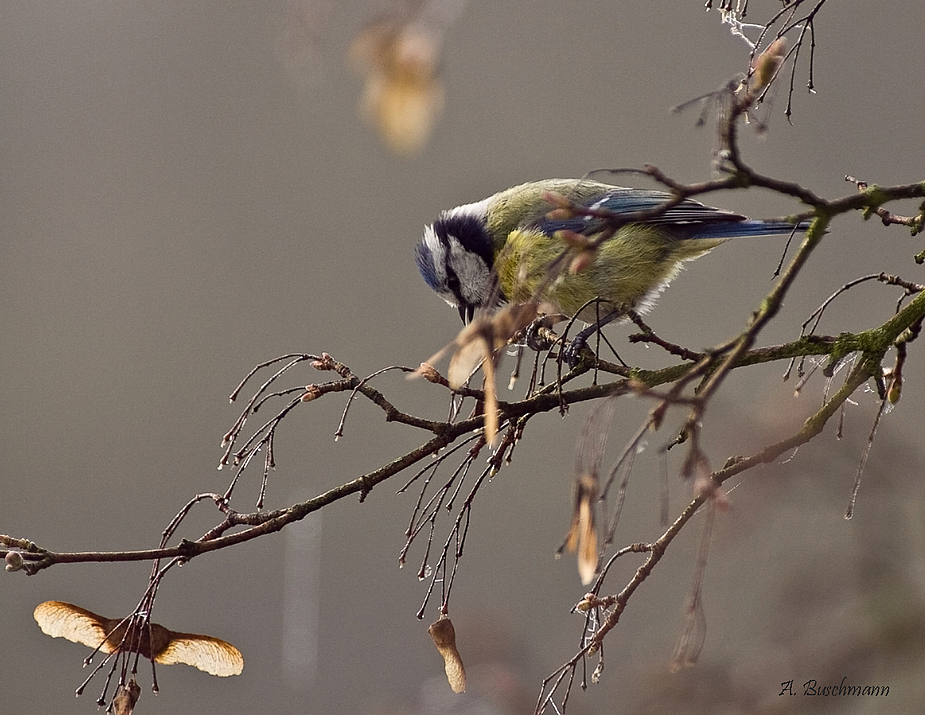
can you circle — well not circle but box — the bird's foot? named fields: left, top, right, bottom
left=562, top=333, right=594, bottom=369
left=522, top=314, right=564, bottom=352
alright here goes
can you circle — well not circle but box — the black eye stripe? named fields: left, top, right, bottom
left=433, top=224, right=464, bottom=300
left=443, top=254, right=462, bottom=297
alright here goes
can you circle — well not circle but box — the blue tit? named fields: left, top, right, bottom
left=415, top=178, right=807, bottom=326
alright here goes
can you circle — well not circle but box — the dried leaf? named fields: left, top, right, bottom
left=565, top=474, right=599, bottom=585
left=428, top=617, right=466, bottom=693
left=415, top=303, right=539, bottom=444
left=752, top=38, right=786, bottom=92
left=351, top=22, right=443, bottom=153
left=112, top=680, right=141, bottom=715
left=446, top=321, right=490, bottom=390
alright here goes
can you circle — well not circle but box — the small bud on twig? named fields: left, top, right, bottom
left=5, top=551, right=24, bottom=572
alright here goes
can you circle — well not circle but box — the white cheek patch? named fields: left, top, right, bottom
left=447, top=243, right=493, bottom=306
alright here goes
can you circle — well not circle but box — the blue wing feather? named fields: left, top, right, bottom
left=534, top=187, right=807, bottom=241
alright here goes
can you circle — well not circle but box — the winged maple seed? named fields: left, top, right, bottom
left=112, top=680, right=141, bottom=715
left=415, top=302, right=540, bottom=444
left=564, top=473, right=599, bottom=585
left=428, top=616, right=466, bottom=694
left=33, top=601, right=244, bottom=677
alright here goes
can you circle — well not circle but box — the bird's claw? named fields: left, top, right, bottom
left=523, top=314, right=564, bottom=352
left=562, top=334, right=592, bottom=368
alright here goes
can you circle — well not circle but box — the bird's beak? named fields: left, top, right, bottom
left=458, top=304, right=475, bottom=324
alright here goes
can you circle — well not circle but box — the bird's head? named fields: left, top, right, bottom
left=415, top=199, right=500, bottom=323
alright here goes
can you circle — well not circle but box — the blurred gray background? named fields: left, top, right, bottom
left=3, top=2, right=925, bottom=713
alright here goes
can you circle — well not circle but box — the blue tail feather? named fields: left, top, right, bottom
left=690, top=219, right=810, bottom=240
